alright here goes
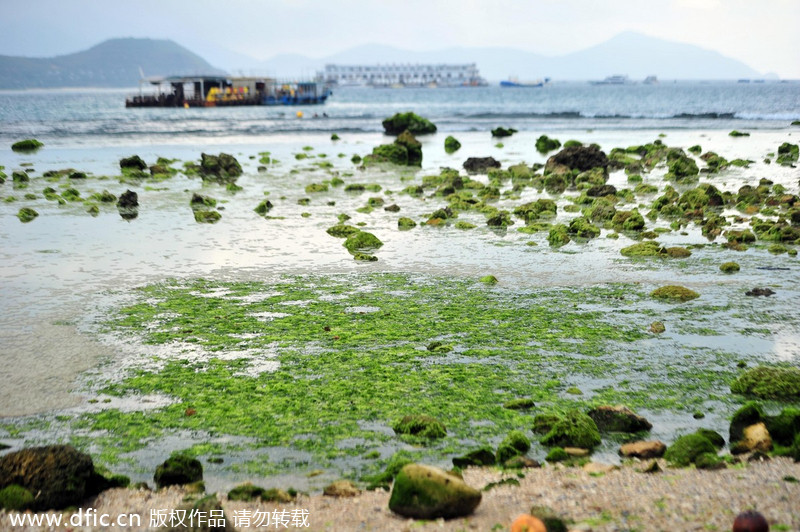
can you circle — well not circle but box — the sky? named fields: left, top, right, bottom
left=1, top=0, right=799, bottom=77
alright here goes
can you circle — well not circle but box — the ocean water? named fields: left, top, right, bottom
left=0, top=83, right=799, bottom=489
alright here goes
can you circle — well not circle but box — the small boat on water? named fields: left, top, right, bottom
left=643, top=75, right=658, bottom=85
left=590, top=74, right=633, bottom=86
left=126, top=75, right=331, bottom=108
left=500, top=77, right=549, bottom=88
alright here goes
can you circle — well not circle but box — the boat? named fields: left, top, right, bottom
left=643, top=75, right=658, bottom=84
left=590, top=74, right=633, bottom=85
left=500, top=77, right=550, bottom=88
left=126, top=75, right=332, bottom=108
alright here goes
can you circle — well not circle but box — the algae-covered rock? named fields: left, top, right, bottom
left=393, top=415, right=446, bottom=438
left=0, top=484, right=34, bottom=511
left=764, top=407, right=800, bottom=446
left=305, top=182, right=329, bottom=193
left=199, top=153, right=242, bottom=183
left=343, top=231, right=383, bottom=253
left=367, top=143, right=408, bottom=165
left=730, top=366, right=800, bottom=399
left=353, top=252, right=378, bottom=262
left=535, top=135, right=561, bottom=154
left=395, top=130, right=423, bottom=166
left=777, top=142, right=799, bottom=166
left=665, top=152, right=699, bottom=181
left=545, top=447, right=569, bottom=462
left=546, top=144, right=608, bottom=173
left=227, top=482, right=295, bottom=503
left=323, top=480, right=361, bottom=497
left=540, top=410, right=601, bottom=449
left=444, top=136, right=461, bottom=154
left=650, top=285, right=699, bottom=302
left=587, top=405, right=652, bottom=433
left=17, top=207, right=38, bottom=223
left=479, top=275, right=498, bottom=285
left=491, top=127, right=517, bottom=138
left=496, top=430, right=531, bottom=464
left=190, top=193, right=216, bottom=210
left=728, top=401, right=765, bottom=444
left=11, top=139, right=44, bottom=152
left=664, top=433, right=717, bottom=467
left=254, top=199, right=273, bottom=216
left=117, top=189, right=139, bottom=209
left=695, top=452, right=726, bottom=470
left=120, top=155, right=147, bottom=171
left=695, top=429, right=725, bottom=449
left=452, top=448, right=496, bottom=468
left=388, top=463, right=481, bottom=519
left=194, top=210, right=221, bottom=224
left=382, top=112, right=437, bottom=135
left=397, top=217, right=417, bottom=229
left=729, top=130, right=750, bottom=137
left=567, top=216, right=600, bottom=239
left=0, top=445, right=96, bottom=511
left=514, top=199, right=557, bottom=223
left=463, top=156, right=501, bottom=174
left=547, top=224, right=570, bottom=247
left=720, top=261, right=740, bottom=273
left=504, top=398, right=535, bottom=410
left=153, top=454, right=203, bottom=489
left=326, top=224, right=361, bottom=238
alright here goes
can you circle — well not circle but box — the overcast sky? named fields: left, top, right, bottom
left=2, top=0, right=799, bottom=77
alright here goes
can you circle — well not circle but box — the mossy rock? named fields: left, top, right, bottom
left=227, top=483, right=265, bottom=501
left=765, top=407, right=800, bottom=446
left=353, top=252, right=378, bottom=262
left=0, top=484, right=34, bottom=511
left=199, top=153, right=242, bottom=183
left=587, top=405, right=652, bottom=433
left=536, top=135, right=561, bottom=154
left=720, top=262, right=740, bottom=273
left=651, top=285, right=699, bottom=302
left=254, top=199, right=273, bottom=216
left=444, top=136, right=461, bottom=154
left=388, top=463, right=481, bottom=519
left=117, top=189, right=139, bottom=209
left=366, top=143, right=409, bottom=166
left=395, top=130, right=423, bottom=166
left=514, top=199, right=557, bottom=222
left=479, top=275, right=498, bottom=285
left=17, top=207, right=38, bottom=223
left=504, top=398, right=535, bottom=410
left=664, top=433, right=717, bottom=467
left=729, top=130, right=750, bottom=137
left=540, top=410, right=601, bottom=449
left=496, top=430, right=531, bottom=464
left=728, top=401, right=766, bottom=444
left=620, top=241, right=665, bottom=257
left=193, top=210, right=221, bottom=224
left=326, top=224, right=360, bottom=238
left=548, top=224, right=570, bottom=247
left=452, top=447, right=496, bottom=468
left=545, top=447, right=569, bottom=462
left=730, top=366, right=800, bottom=399
left=382, top=112, right=437, bottom=135
left=776, top=142, right=799, bottom=165
left=11, top=139, right=44, bottom=152
left=120, top=155, right=147, bottom=171
left=393, top=415, right=446, bottom=439
left=343, top=231, right=383, bottom=253
left=491, top=127, right=517, bottom=138
left=153, top=454, right=203, bottom=489
left=305, top=182, right=329, bottom=193
left=397, top=217, right=417, bottom=229
left=695, top=429, right=725, bottom=449
left=323, top=480, right=361, bottom=497
left=567, top=216, right=600, bottom=239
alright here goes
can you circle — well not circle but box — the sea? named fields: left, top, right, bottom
left=1, top=81, right=799, bottom=489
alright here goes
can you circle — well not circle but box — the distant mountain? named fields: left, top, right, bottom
left=255, top=32, right=762, bottom=81
left=0, top=38, right=224, bottom=89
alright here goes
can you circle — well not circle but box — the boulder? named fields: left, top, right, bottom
left=587, top=405, right=653, bottom=433
left=116, top=189, right=139, bottom=209
left=545, top=144, right=608, bottom=173
left=392, top=415, right=446, bottom=439
left=323, top=480, right=361, bottom=497
left=540, top=410, right=601, bottom=449
left=463, top=157, right=501, bottom=174
left=388, top=464, right=481, bottom=519
left=382, top=112, right=437, bottom=135
left=119, top=155, right=147, bottom=171
left=153, top=454, right=203, bottom=489
left=0, top=445, right=96, bottom=511
left=199, top=153, right=242, bottom=182
left=619, top=440, right=666, bottom=459
left=395, top=130, right=422, bottom=166
left=734, top=422, right=772, bottom=453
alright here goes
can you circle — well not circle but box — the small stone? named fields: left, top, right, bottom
left=323, top=480, right=361, bottom=498
left=564, top=447, right=590, bottom=457
left=649, top=321, right=666, bottom=334
left=620, top=440, right=667, bottom=459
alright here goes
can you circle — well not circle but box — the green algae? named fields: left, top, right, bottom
left=730, top=366, right=800, bottom=399
left=650, top=285, right=699, bottom=302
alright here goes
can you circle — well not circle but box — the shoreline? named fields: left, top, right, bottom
left=2, top=458, right=799, bottom=531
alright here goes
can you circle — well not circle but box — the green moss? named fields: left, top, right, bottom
left=305, top=183, right=329, bottom=193
left=193, top=210, right=221, bottom=224
left=491, top=127, right=517, bottom=138
left=545, top=447, right=569, bottom=462
left=540, top=410, right=601, bottom=449
left=536, top=135, right=561, bottom=154
left=688, top=145, right=702, bottom=155
left=695, top=429, right=725, bottom=449
left=444, top=136, right=461, bottom=154
left=17, top=207, right=38, bottom=223
left=382, top=112, right=437, bottom=135
left=720, top=262, right=740, bottom=273
left=0, top=484, right=34, bottom=511
left=730, top=366, right=800, bottom=399
left=11, top=139, right=44, bottom=152
left=729, top=130, right=750, bottom=137
left=650, top=285, right=699, bottom=302
left=393, top=415, right=447, bottom=439
left=153, top=453, right=203, bottom=489
left=326, top=224, right=361, bottom=238
left=664, top=433, right=716, bottom=467
left=496, top=430, right=531, bottom=464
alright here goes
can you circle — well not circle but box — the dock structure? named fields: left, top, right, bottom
left=126, top=76, right=331, bottom=107
left=321, top=63, right=487, bottom=88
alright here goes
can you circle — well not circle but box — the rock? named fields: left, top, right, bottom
left=695, top=429, right=725, bottom=449
left=16, top=207, right=38, bottom=223
left=491, top=127, right=517, bottom=138
left=776, top=142, right=799, bottom=166
left=323, top=480, right=361, bottom=497
left=650, top=285, right=700, bottom=302
left=649, top=321, right=666, bottom=334
left=764, top=406, right=800, bottom=446
left=11, top=139, right=44, bottom=152
left=463, top=156, right=501, bottom=174
left=120, top=155, right=147, bottom=171
left=503, top=456, right=541, bottom=469
left=535, top=135, right=561, bottom=154
left=638, top=459, right=662, bottom=473
left=116, top=189, right=139, bottom=209
left=620, top=440, right=667, bottom=459
left=729, top=130, right=750, bottom=137
left=546, top=144, right=608, bottom=173
left=736, top=422, right=773, bottom=453
left=496, top=430, right=531, bottom=464
left=199, top=153, right=242, bottom=183
left=0, top=445, right=98, bottom=511
left=367, top=143, right=408, bottom=165
left=529, top=505, right=569, bottom=532
left=588, top=405, right=653, bottom=433
left=731, top=367, right=800, bottom=399
left=479, top=275, right=499, bottom=285
left=227, top=483, right=265, bottom=501
left=343, top=231, right=383, bottom=253
left=153, top=454, right=203, bottom=489
left=503, top=398, right=535, bottom=410
left=388, top=463, right=481, bottom=519
left=382, top=112, right=437, bottom=135
left=514, top=199, right=557, bottom=223
left=720, top=262, right=740, bottom=273
left=194, top=210, right=221, bottom=224
left=444, top=136, right=461, bottom=154
left=547, top=224, right=570, bottom=247
left=384, top=203, right=401, bottom=212
left=452, top=447, right=496, bottom=468
left=397, top=217, right=416, bottom=229
left=326, top=224, right=361, bottom=238
left=729, top=402, right=766, bottom=444
left=540, top=410, right=602, bottom=449
left=583, top=462, right=617, bottom=474
left=254, top=199, right=273, bottom=216
left=392, top=415, right=446, bottom=438
left=664, top=434, right=717, bottom=467
left=586, top=184, right=617, bottom=197
left=745, top=287, right=775, bottom=297
left=564, top=447, right=590, bottom=457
